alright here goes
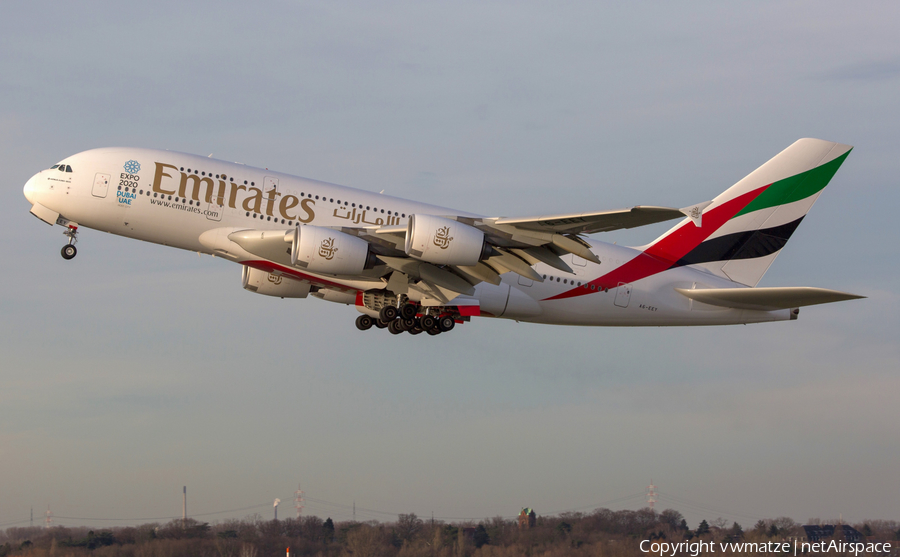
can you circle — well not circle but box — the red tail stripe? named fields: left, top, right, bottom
left=542, top=186, right=767, bottom=301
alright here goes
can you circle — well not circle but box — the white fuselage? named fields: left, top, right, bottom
left=23, top=147, right=792, bottom=327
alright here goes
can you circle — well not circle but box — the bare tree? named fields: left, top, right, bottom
left=396, top=513, right=423, bottom=543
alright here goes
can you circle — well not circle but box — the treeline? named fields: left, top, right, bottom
left=1, top=509, right=898, bottom=557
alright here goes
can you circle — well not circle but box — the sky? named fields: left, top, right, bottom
left=1, top=1, right=898, bottom=530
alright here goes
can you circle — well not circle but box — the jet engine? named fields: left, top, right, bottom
left=229, top=226, right=378, bottom=276
left=242, top=266, right=311, bottom=298
left=289, top=225, right=379, bottom=276
left=404, top=214, right=492, bottom=266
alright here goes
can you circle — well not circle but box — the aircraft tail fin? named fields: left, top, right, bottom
left=643, top=138, right=852, bottom=286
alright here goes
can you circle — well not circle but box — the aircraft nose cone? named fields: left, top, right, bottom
left=23, top=174, right=37, bottom=204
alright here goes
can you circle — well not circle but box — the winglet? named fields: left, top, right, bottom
left=679, top=201, right=713, bottom=227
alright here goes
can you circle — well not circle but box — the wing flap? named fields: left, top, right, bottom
left=675, top=286, right=865, bottom=311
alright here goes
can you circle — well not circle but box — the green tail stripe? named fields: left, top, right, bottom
left=734, top=149, right=851, bottom=218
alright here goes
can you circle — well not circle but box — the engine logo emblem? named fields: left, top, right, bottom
left=267, top=274, right=283, bottom=285
left=319, top=237, right=338, bottom=260
left=433, top=226, right=454, bottom=250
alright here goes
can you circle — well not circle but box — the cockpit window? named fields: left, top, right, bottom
left=51, top=164, right=60, bottom=169
left=58, top=166, right=66, bottom=172
left=65, top=165, right=73, bottom=172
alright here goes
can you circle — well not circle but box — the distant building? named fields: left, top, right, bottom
left=518, top=508, right=536, bottom=529
left=802, top=525, right=863, bottom=543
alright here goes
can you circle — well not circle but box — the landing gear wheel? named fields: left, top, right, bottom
left=61, top=244, right=77, bottom=260
left=420, top=315, right=436, bottom=330
left=374, top=319, right=389, bottom=329
left=427, top=328, right=442, bottom=336
left=355, top=315, right=373, bottom=331
left=401, top=317, right=417, bottom=331
left=399, top=303, right=417, bottom=320
left=408, top=327, right=424, bottom=335
left=438, top=316, right=455, bottom=332
left=379, top=305, right=398, bottom=322
left=388, top=319, right=405, bottom=334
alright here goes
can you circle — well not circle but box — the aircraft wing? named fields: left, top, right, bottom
left=218, top=200, right=700, bottom=304
left=491, top=206, right=686, bottom=235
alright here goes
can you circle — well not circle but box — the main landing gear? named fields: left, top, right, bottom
left=354, top=303, right=459, bottom=336
left=60, top=225, right=79, bottom=260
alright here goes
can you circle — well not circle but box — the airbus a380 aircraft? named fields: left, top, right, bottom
left=23, top=138, right=862, bottom=335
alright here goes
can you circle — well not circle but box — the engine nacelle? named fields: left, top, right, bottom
left=242, top=266, right=311, bottom=298
left=289, top=225, right=377, bottom=275
left=405, top=214, right=491, bottom=266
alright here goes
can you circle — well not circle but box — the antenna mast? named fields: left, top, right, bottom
left=646, top=480, right=658, bottom=511
left=294, top=484, right=304, bottom=519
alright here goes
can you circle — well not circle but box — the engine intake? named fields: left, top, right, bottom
left=405, top=214, right=491, bottom=266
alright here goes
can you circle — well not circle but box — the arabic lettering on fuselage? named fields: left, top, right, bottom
left=332, top=205, right=403, bottom=227
left=151, top=162, right=316, bottom=223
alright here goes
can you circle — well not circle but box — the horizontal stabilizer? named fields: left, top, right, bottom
left=675, top=286, right=864, bottom=311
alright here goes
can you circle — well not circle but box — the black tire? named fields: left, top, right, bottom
left=438, top=316, right=455, bottom=332
left=420, top=315, right=436, bottom=330
left=427, top=328, right=441, bottom=336
left=61, top=244, right=77, bottom=260
left=399, top=303, right=417, bottom=320
left=374, top=319, right=389, bottom=329
left=388, top=319, right=405, bottom=335
left=408, top=327, right=423, bottom=335
left=355, top=315, right=373, bottom=331
left=401, top=317, right=417, bottom=331
left=379, top=305, right=398, bottom=321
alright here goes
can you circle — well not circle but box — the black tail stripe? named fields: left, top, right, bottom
left=675, top=217, right=804, bottom=267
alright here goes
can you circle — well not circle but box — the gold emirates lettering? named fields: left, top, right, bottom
left=151, top=162, right=315, bottom=223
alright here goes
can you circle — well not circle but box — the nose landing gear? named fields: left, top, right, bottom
left=61, top=244, right=77, bottom=260
left=60, top=225, right=79, bottom=260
